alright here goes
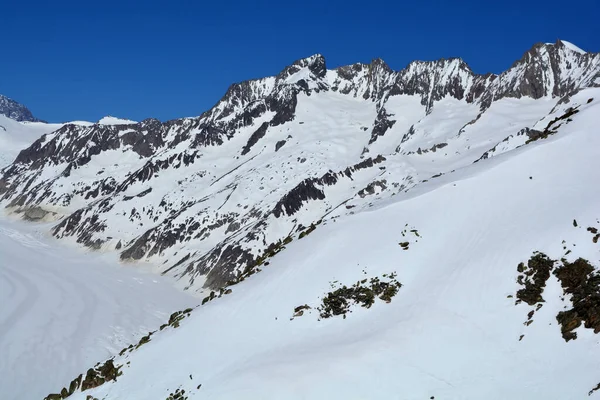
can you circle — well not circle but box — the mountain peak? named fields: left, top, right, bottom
left=0, top=95, right=42, bottom=122
left=277, top=54, right=327, bottom=83
left=369, top=57, right=391, bottom=70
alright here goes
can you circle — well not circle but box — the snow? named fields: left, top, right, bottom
left=98, top=116, right=138, bottom=125
left=64, top=120, right=95, bottom=126
left=0, top=216, right=196, bottom=400
left=57, top=88, right=600, bottom=400
left=0, top=114, right=134, bottom=170
left=561, top=40, right=586, bottom=54
left=0, top=115, right=62, bottom=169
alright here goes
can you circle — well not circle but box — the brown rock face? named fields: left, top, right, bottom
left=554, top=258, right=600, bottom=341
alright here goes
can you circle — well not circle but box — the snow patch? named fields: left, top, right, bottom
left=560, top=40, right=586, bottom=54
left=98, top=116, right=138, bottom=125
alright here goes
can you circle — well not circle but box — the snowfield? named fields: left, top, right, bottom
left=0, top=216, right=196, bottom=400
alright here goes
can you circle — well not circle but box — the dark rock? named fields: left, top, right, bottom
left=272, top=178, right=326, bottom=217
left=554, top=258, right=600, bottom=341
left=318, top=274, right=401, bottom=318
left=368, top=108, right=396, bottom=144
left=275, top=140, right=286, bottom=151
left=358, top=180, right=387, bottom=198
left=515, top=253, right=554, bottom=306
left=81, top=359, right=122, bottom=391
left=68, top=374, right=83, bottom=395
left=293, top=304, right=311, bottom=317
left=241, top=122, right=269, bottom=155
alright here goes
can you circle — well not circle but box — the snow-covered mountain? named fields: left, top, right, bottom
left=1, top=39, right=600, bottom=399
left=0, top=94, right=42, bottom=122
left=2, top=40, right=598, bottom=294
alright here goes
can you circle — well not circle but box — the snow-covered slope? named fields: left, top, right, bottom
left=50, top=87, right=600, bottom=400
left=0, top=115, right=63, bottom=169
left=2, top=40, right=598, bottom=297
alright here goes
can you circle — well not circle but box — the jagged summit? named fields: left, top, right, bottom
left=511, top=39, right=592, bottom=70
left=277, top=53, right=327, bottom=80
left=0, top=94, right=42, bottom=122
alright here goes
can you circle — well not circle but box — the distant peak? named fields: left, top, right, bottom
left=0, top=94, right=42, bottom=122
left=98, top=116, right=138, bottom=125
left=513, top=40, right=588, bottom=68
left=369, top=57, right=392, bottom=73
left=277, top=54, right=327, bottom=82
left=404, top=56, right=473, bottom=74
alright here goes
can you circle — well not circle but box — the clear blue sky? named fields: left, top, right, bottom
left=2, top=0, right=598, bottom=123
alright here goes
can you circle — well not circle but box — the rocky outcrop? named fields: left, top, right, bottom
left=554, top=258, right=600, bottom=341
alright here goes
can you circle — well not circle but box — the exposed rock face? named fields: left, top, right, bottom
left=0, top=94, right=42, bottom=122
left=516, top=253, right=555, bottom=306
left=1, top=41, right=599, bottom=292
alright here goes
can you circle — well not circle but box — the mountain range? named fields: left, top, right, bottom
left=1, top=39, right=600, bottom=400
left=1, top=39, right=598, bottom=292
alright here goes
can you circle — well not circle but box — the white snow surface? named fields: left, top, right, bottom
left=0, top=115, right=62, bottom=169
left=561, top=40, right=587, bottom=54
left=57, top=88, right=600, bottom=399
left=97, top=116, right=138, bottom=125
left=0, top=216, right=196, bottom=400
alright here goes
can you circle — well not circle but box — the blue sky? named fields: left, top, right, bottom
left=2, top=0, right=598, bottom=123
